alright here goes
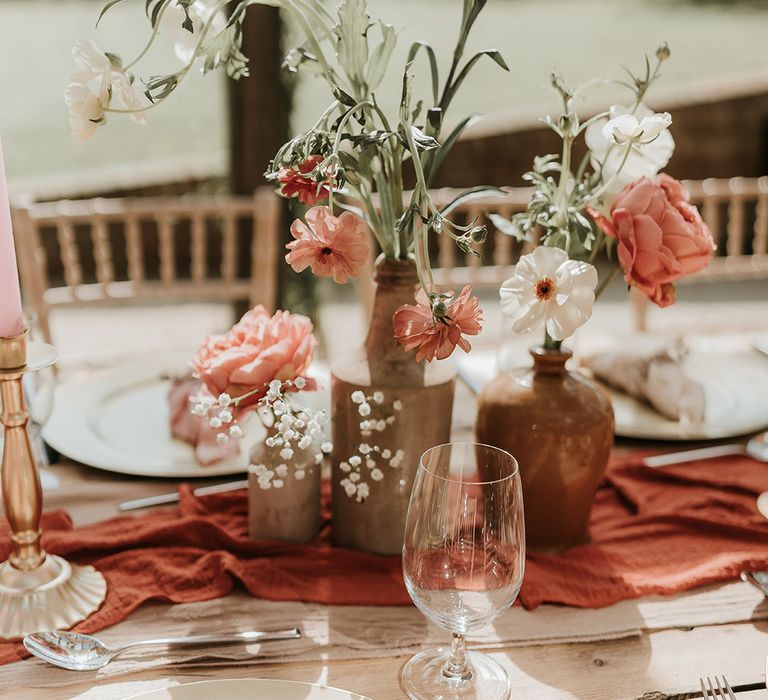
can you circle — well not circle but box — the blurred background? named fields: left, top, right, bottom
left=4, top=0, right=768, bottom=196
left=2, top=0, right=767, bottom=360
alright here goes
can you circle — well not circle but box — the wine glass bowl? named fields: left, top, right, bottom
left=402, top=442, right=525, bottom=700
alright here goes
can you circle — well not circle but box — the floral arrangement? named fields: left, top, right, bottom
left=172, top=305, right=330, bottom=478
left=495, top=45, right=716, bottom=347
left=69, top=0, right=502, bottom=363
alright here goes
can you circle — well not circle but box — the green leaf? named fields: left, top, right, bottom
left=439, top=186, right=506, bottom=217
left=406, top=41, right=439, bottom=105
left=366, top=22, right=396, bottom=90
left=143, top=73, right=179, bottom=103
left=443, top=49, right=509, bottom=110
left=425, top=114, right=479, bottom=186
left=343, top=130, right=394, bottom=147
left=336, top=0, right=370, bottom=86
left=399, top=63, right=414, bottom=122
left=201, top=23, right=249, bottom=79
left=96, top=0, right=127, bottom=27
left=105, top=52, right=123, bottom=70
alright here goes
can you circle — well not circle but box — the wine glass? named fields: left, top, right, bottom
left=402, top=442, right=525, bottom=700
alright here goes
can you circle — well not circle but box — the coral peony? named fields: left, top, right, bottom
left=393, top=285, right=483, bottom=363
left=588, top=174, right=715, bottom=307
left=278, top=155, right=332, bottom=205
left=285, top=206, right=370, bottom=284
left=192, top=306, right=316, bottom=405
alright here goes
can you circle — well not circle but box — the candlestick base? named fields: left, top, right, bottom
left=0, top=555, right=107, bottom=641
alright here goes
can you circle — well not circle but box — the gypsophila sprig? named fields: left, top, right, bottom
left=339, top=389, right=402, bottom=502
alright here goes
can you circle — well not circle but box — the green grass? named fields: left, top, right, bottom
left=1, top=0, right=767, bottom=190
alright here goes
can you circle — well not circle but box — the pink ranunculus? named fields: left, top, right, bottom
left=277, top=155, right=331, bottom=205
left=588, top=174, right=715, bottom=307
left=285, top=206, right=370, bottom=284
left=392, top=285, right=483, bottom=363
left=192, top=306, right=316, bottom=406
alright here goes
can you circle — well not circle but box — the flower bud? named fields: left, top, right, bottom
left=656, top=42, right=670, bottom=62
left=432, top=300, right=448, bottom=318
left=471, top=226, right=487, bottom=243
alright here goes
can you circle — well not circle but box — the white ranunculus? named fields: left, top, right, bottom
left=161, top=1, right=227, bottom=64
left=112, top=72, right=147, bottom=125
left=499, top=247, right=598, bottom=341
left=586, top=103, right=675, bottom=198
left=65, top=64, right=111, bottom=141
left=600, top=110, right=672, bottom=145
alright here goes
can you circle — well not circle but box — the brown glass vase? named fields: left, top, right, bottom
left=475, top=346, right=614, bottom=552
left=330, top=256, right=455, bottom=555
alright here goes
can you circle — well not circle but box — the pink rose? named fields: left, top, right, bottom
left=588, top=174, right=715, bottom=307
left=192, top=306, right=316, bottom=406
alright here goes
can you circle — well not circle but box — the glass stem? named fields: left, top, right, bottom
left=442, top=633, right=472, bottom=681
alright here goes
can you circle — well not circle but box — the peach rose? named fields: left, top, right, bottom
left=589, top=174, right=715, bottom=307
left=192, top=306, right=316, bottom=406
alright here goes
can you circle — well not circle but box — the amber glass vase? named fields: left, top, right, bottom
left=330, top=256, right=455, bottom=556
left=475, top=346, right=614, bottom=552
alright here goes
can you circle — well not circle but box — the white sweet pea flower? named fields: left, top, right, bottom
left=585, top=103, right=675, bottom=198
left=500, top=247, right=598, bottom=341
left=161, top=1, right=227, bottom=64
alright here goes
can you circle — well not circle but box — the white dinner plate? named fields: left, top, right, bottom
left=124, top=679, right=372, bottom=700
left=458, top=347, right=768, bottom=441
left=42, top=351, right=329, bottom=478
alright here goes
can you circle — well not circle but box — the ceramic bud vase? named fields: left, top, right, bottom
left=475, top=346, right=614, bottom=553
left=331, top=256, right=456, bottom=556
left=248, top=431, right=321, bottom=544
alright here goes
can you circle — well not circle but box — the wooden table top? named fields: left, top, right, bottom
left=6, top=376, right=768, bottom=699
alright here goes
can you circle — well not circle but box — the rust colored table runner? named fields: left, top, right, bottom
left=2, top=452, right=768, bottom=666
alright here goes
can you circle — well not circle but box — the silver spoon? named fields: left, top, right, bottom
left=643, top=431, right=768, bottom=468
left=23, top=627, right=301, bottom=671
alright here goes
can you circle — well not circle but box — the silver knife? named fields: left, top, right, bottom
left=642, top=444, right=746, bottom=468
left=118, top=479, right=248, bottom=511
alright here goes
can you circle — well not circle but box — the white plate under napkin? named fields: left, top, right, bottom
left=43, top=351, right=329, bottom=478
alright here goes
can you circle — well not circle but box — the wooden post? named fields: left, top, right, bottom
left=228, top=4, right=291, bottom=311
left=228, top=5, right=290, bottom=196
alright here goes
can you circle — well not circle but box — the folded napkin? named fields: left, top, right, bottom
left=585, top=343, right=706, bottom=424
left=2, top=452, right=768, bottom=666
left=169, top=377, right=240, bottom=465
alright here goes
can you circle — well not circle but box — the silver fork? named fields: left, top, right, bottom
left=699, top=675, right=737, bottom=699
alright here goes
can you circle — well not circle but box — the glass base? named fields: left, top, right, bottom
left=401, top=647, right=510, bottom=700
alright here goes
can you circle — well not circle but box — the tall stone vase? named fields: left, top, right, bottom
left=331, top=256, right=456, bottom=555
left=476, top=346, right=614, bottom=553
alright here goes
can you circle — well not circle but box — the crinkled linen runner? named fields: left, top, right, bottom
left=2, top=452, right=768, bottom=665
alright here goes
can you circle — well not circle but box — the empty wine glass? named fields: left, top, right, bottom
left=402, top=442, right=525, bottom=700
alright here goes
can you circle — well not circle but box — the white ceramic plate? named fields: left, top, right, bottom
left=43, top=352, right=329, bottom=478
left=458, top=348, right=768, bottom=441
left=124, top=679, right=372, bottom=700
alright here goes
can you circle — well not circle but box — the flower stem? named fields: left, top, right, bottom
left=543, top=329, right=562, bottom=351
left=595, top=263, right=622, bottom=300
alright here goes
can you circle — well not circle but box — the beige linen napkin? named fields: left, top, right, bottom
left=585, top=343, right=706, bottom=424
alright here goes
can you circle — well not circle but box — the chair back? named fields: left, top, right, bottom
left=12, top=188, right=281, bottom=342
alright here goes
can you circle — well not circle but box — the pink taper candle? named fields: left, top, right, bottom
left=0, top=137, right=23, bottom=338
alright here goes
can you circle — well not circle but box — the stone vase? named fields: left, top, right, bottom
left=330, top=256, right=456, bottom=556
left=248, top=433, right=321, bottom=544
left=475, top=346, right=614, bottom=553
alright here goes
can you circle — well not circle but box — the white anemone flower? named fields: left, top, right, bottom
left=500, top=247, right=598, bottom=341
left=585, top=103, right=675, bottom=198
left=161, top=1, right=227, bottom=64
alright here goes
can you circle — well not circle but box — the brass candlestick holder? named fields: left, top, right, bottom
left=0, top=326, right=106, bottom=640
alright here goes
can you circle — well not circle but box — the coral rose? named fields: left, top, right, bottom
left=393, top=285, right=483, bottom=363
left=285, top=206, right=370, bottom=284
left=192, top=306, right=316, bottom=406
left=278, top=155, right=331, bottom=205
left=588, top=174, right=715, bottom=307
